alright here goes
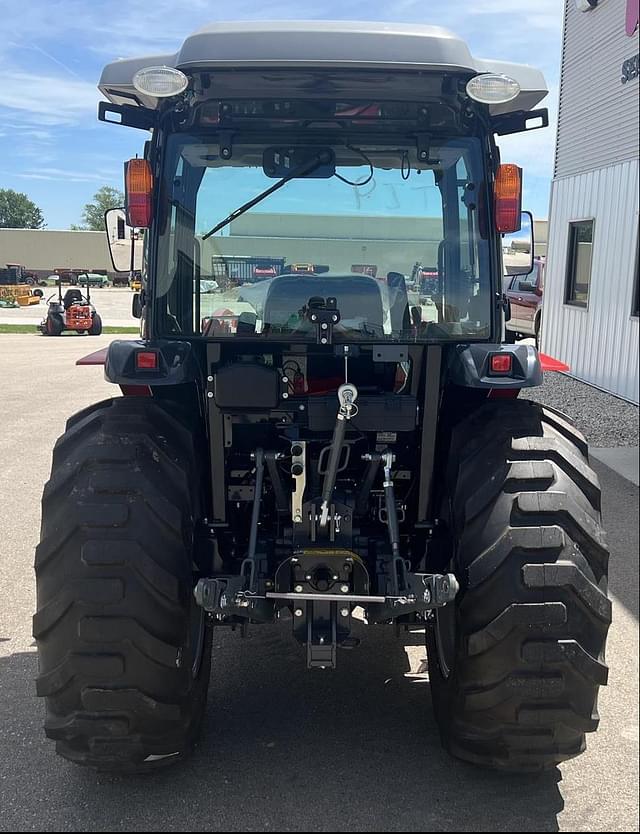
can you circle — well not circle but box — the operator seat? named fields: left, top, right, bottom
left=263, top=274, right=385, bottom=336
left=63, top=289, right=83, bottom=309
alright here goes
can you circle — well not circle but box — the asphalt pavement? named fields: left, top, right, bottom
left=0, top=335, right=638, bottom=833
left=0, top=287, right=136, bottom=328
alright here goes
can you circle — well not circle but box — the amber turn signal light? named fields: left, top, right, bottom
left=125, top=159, right=153, bottom=228
left=495, top=164, right=523, bottom=234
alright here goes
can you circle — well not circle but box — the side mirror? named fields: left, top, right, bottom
left=131, top=292, right=143, bottom=319
left=503, top=211, right=535, bottom=276
left=104, top=208, right=143, bottom=273
left=504, top=298, right=512, bottom=322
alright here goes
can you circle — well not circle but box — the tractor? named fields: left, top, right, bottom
left=34, top=22, right=610, bottom=774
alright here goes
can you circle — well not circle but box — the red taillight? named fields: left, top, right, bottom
left=125, top=159, right=153, bottom=228
left=490, top=353, right=513, bottom=375
left=135, top=350, right=158, bottom=370
left=495, top=164, right=523, bottom=234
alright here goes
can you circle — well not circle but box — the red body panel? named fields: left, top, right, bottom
left=539, top=353, right=570, bottom=373
left=65, top=304, right=93, bottom=331
left=76, top=347, right=108, bottom=366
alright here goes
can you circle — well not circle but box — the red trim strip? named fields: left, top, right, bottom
left=539, top=353, right=570, bottom=373
left=76, top=347, right=108, bottom=366
left=488, top=388, right=520, bottom=399
left=120, top=384, right=152, bottom=397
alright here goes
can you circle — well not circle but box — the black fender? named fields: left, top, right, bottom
left=104, top=339, right=202, bottom=386
left=446, top=343, right=543, bottom=389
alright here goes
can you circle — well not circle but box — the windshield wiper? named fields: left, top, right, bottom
left=202, top=151, right=332, bottom=241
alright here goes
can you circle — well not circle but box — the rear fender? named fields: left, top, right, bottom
left=447, top=344, right=569, bottom=390
left=76, top=339, right=202, bottom=394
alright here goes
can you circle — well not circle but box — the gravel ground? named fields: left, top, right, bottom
left=525, top=372, right=639, bottom=447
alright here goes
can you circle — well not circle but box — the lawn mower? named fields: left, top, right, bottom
left=39, top=274, right=103, bottom=336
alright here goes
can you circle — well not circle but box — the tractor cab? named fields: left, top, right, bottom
left=96, top=21, right=550, bottom=668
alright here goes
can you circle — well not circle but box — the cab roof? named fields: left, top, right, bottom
left=99, top=20, right=548, bottom=116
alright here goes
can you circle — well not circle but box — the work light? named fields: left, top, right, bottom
left=132, top=66, right=189, bottom=97
left=466, top=74, right=521, bottom=105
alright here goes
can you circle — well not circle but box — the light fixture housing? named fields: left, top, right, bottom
left=494, top=164, right=523, bottom=234
left=132, top=66, right=189, bottom=98
left=575, top=0, right=599, bottom=11
left=466, top=74, right=521, bottom=105
left=125, top=158, right=153, bottom=228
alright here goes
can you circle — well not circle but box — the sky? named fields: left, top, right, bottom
left=0, top=0, right=563, bottom=229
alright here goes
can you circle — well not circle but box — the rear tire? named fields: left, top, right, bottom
left=88, top=313, right=103, bottom=336
left=45, top=315, right=64, bottom=336
left=535, top=313, right=542, bottom=349
left=34, top=397, right=212, bottom=772
left=426, top=400, right=610, bottom=771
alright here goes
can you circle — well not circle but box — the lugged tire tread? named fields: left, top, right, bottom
left=426, top=399, right=610, bottom=772
left=34, top=397, right=212, bottom=772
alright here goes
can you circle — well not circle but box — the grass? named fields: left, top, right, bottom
left=0, top=324, right=139, bottom=334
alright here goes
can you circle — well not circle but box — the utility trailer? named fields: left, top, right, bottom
left=210, top=254, right=286, bottom=286
left=33, top=21, right=610, bottom=775
left=0, top=263, right=43, bottom=305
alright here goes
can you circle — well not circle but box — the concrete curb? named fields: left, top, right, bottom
left=591, top=447, right=640, bottom=487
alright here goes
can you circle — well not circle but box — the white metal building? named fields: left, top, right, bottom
left=543, top=0, right=640, bottom=403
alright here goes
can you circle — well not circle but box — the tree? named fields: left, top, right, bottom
left=73, top=186, right=124, bottom=231
left=0, top=189, right=45, bottom=229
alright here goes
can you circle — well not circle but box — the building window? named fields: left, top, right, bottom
left=565, top=220, right=594, bottom=308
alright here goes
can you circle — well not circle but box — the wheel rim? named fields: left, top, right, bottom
left=434, top=598, right=457, bottom=680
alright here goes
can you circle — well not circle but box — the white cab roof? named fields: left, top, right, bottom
left=99, top=20, right=547, bottom=116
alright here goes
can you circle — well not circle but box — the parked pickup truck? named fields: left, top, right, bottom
left=505, top=257, right=544, bottom=346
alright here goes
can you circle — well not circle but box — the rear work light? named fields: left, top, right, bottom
left=466, top=74, right=521, bottom=105
left=135, top=350, right=158, bottom=370
left=494, top=164, right=523, bottom=234
left=125, top=159, right=153, bottom=228
left=132, top=66, right=188, bottom=98
left=490, top=353, right=513, bottom=375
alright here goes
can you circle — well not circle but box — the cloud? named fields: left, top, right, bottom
left=0, top=71, right=99, bottom=126
left=500, top=83, right=559, bottom=169
left=0, top=1, right=563, bottom=224
left=457, top=0, right=560, bottom=30
left=15, top=166, right=119, bottom=184
left=2, top=1, right=563, bottom=61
